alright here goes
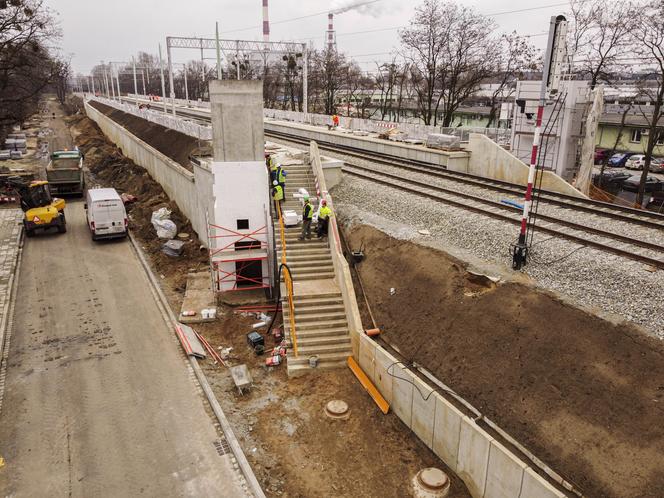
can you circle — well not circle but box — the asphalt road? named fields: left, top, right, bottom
left=0, top=201, right=248, bottom=497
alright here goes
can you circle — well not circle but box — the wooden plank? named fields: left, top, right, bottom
left=347, top=356, right=390, bottom=415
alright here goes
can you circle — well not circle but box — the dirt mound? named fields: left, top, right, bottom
left=68, top=112, right=208, bottom=291
left=88, top=100, right=200, bottom=170
left=344, top=223, right=664, bottom=498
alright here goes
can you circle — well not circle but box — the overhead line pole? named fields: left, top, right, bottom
left=158, top=43, right=167, bottom=114
left=166, top=37, right=177, bottom=116
left=215, top=22, right=222, bottom=79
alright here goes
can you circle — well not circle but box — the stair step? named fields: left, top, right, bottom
left=289, top=303, right=345, bottom=314
left=286, top=360, right=347, bottom=376
left=287, top=351, right=351, bottom=366
left=296, top=343, right=352, bottom=355
left=292, top=293, right=343, bottom=303
left=285, top=319, right=347, bottom=331
left=284, top=272, right=335, bottom=281
left=294, top=335, right=350, bottom=347
left=291, top=327, right=349, bottom=338
left=291, top=313, right=346, bottom=324
left=281, top=254, right=332, bottom=263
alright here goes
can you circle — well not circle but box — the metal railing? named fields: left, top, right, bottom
left=277, top=202, right=298, bottom=357
left=86, top=95, right=213, bottom=141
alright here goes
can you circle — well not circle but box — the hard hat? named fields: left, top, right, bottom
left=321, top=199, right=327, bottom=205
left=273, top=180, right=278, bottom=185
left=304, top=195, right=310, bottom=201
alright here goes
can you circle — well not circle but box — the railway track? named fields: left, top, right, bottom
left=343, top=164, right=664, bottom=269
left=117, top=99, right=664, bottom=267
left=264, top=129, right=664, bottom=230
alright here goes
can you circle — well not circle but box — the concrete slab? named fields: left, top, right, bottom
left=292, top=278, right=339, bottom=297
left=179, top=271, right=217, bottom=323
left=390, top=362, right=414, bottom=428
left=519, top=468, right=566, bottom=498
left=457, top=417, right=493, bottom=498
left=358, top=333, right=377, bottom=383
left=410, top=374, right=436, bottom=449
left=432, top=394, right=464, bottom=473
left=484, top=440, right=527, bottom=498
left=373, top=345, right=398, bottom=404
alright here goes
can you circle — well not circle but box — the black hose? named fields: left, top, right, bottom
left=266, top=262, right=293, bottom=338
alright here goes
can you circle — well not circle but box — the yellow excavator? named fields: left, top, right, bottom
left=2, top=177, right=66, bottom=237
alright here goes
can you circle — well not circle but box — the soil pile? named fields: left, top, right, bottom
left=67, top=111, right=208, bottom=291
left=88, top=100, right=202, bottom=170
left=344, top=223, right=664, bottom=498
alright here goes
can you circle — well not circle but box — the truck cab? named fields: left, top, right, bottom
left=85, top=188, right=128, bottom=241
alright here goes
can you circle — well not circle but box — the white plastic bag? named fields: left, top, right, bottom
left=151, top=208, right=177, bottom=239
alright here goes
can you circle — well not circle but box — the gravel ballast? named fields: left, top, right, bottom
left=331, top=175, right=664, bottom=338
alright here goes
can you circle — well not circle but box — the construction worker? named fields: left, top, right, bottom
left=332, top=114, right=340, bottom=128
left=276, top=164, right=287, bottom=190
left=299, top=196, right=313, bottom=240
left=317, top=199, right=332, bottom=239
left=272, top=180, right=284, bottom=212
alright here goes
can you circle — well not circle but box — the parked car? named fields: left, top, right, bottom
left=646, top=191, right=664, bottom=212
left=594, top=148, right=610, bottom=164
left=625, top=154, right=646, bottom=170
left=607, top=152, right=634, bottom=167
left=85, top=188, right=128, bottom=241
left=649, top=157, right=664, bottom=174
left=592, top=170, right=631, bottom=190
left=622, top=175, right=663, bottom=193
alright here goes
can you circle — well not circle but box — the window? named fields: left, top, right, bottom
left=630, top=129, right=643, bottom=143
left=236, top=219, right=249, bottom=230
left=657, top=131, right=664, bottom=146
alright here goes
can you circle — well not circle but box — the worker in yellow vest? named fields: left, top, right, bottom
left=317, top=199, right=332, bottom=238
left=272, top=180, right=284, bottom=212
left=299, top=196, right=313, bottom=240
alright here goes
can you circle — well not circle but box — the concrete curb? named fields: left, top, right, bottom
left=0, top=222, right=24, bottom=414
left=128, top=232, right=266, bottom=498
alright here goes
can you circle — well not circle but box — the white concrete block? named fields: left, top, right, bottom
left=484, top=440, right=526, bottom=498
left=457, top=417, right=493, bottom=498
left=519, top=468, right=566, bottom=498
left=410, top=375, right=436, bottom=449
left=390, top=362, right=414, bottom=428
left=358, top=334, right=376, bottom=383
left=432, top=394, right=464, bottom=473
left=373, top=345, right=397, bottom=404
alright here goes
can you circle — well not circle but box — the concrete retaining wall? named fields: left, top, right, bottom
left=356, top=332, right=568, bottom=498
left=464, top=134, right=586, bottom=198
left=85, top=101, right=213, bottom=245
left=266, top=121, right=470, bottom=170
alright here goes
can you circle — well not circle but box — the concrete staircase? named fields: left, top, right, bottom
left=274, top=160, right=352, bottom=375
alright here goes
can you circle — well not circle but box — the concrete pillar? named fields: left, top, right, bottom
left=209, top=80, right=265, bottom=162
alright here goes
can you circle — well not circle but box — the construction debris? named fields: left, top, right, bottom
left=174, top=323, right=207, bottom=359
left=151, top=207, right=177, bottom=239
left=161, top=239, right=185, bottom=257
left=229, top=364, right=253, bottom=395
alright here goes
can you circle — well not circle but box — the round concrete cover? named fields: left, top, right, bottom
left=418, top=468, right=449, bottom=490
left=325, top=400, right=349, bottom=417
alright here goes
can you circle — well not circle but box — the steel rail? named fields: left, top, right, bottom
left=344, top=165, right=664, bottom=269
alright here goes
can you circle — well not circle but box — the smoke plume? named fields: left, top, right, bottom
left=331, top=0, right=385, bottom=16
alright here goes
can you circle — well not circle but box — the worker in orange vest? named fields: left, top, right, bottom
left=332, top=114, right=340, bottom=128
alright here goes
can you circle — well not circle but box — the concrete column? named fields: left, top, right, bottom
left=209, top=80, right=265, bottom=162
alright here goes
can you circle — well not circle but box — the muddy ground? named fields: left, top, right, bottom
left=65, top=99, right=470, bottom=497
left=342, top=222, right=664, bottom=498
left=87, top=100, right=203, bottom=170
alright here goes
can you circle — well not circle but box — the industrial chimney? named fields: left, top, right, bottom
left=262, top=0, right=270, bottom=43
left=326, top=13, right=337, bottom=51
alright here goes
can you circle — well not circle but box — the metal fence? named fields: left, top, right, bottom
left=89, top=95, right=213, bottom=140
left=263, top=108, right=511, bottom=144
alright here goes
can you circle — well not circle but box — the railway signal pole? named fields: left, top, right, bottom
left=512, top=15, right=568, bottom=270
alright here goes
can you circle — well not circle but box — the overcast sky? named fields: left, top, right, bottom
left=48, top=0, right=570, bottom=74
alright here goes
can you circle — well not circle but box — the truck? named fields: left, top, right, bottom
left=46, top=149, right=85, bottom=196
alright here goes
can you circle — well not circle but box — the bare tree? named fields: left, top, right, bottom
left=632, top=0, right=664, bottom=205
left=0, top=0, right=59, bottom=131
left=568, top=0, right=635, bottom=88
left=51, top=56, right=71, bottom=104
left=485, top=33, right=537, bottom=128
left=310, top=49, right=349, bottom=115
left=399, top=0, right=446, bottom=125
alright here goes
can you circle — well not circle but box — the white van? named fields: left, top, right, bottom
left=85, top=188, right=128, bottom=240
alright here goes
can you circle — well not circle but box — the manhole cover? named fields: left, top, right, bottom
left=324, top=399, right=350, bottom=419
left=413, top=468, right=450, bottom=497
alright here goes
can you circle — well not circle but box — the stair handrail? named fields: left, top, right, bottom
left=277, top=202, right=299, bottom=357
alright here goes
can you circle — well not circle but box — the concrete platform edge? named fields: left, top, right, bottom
left=128, top=232, right=265, bottom=498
